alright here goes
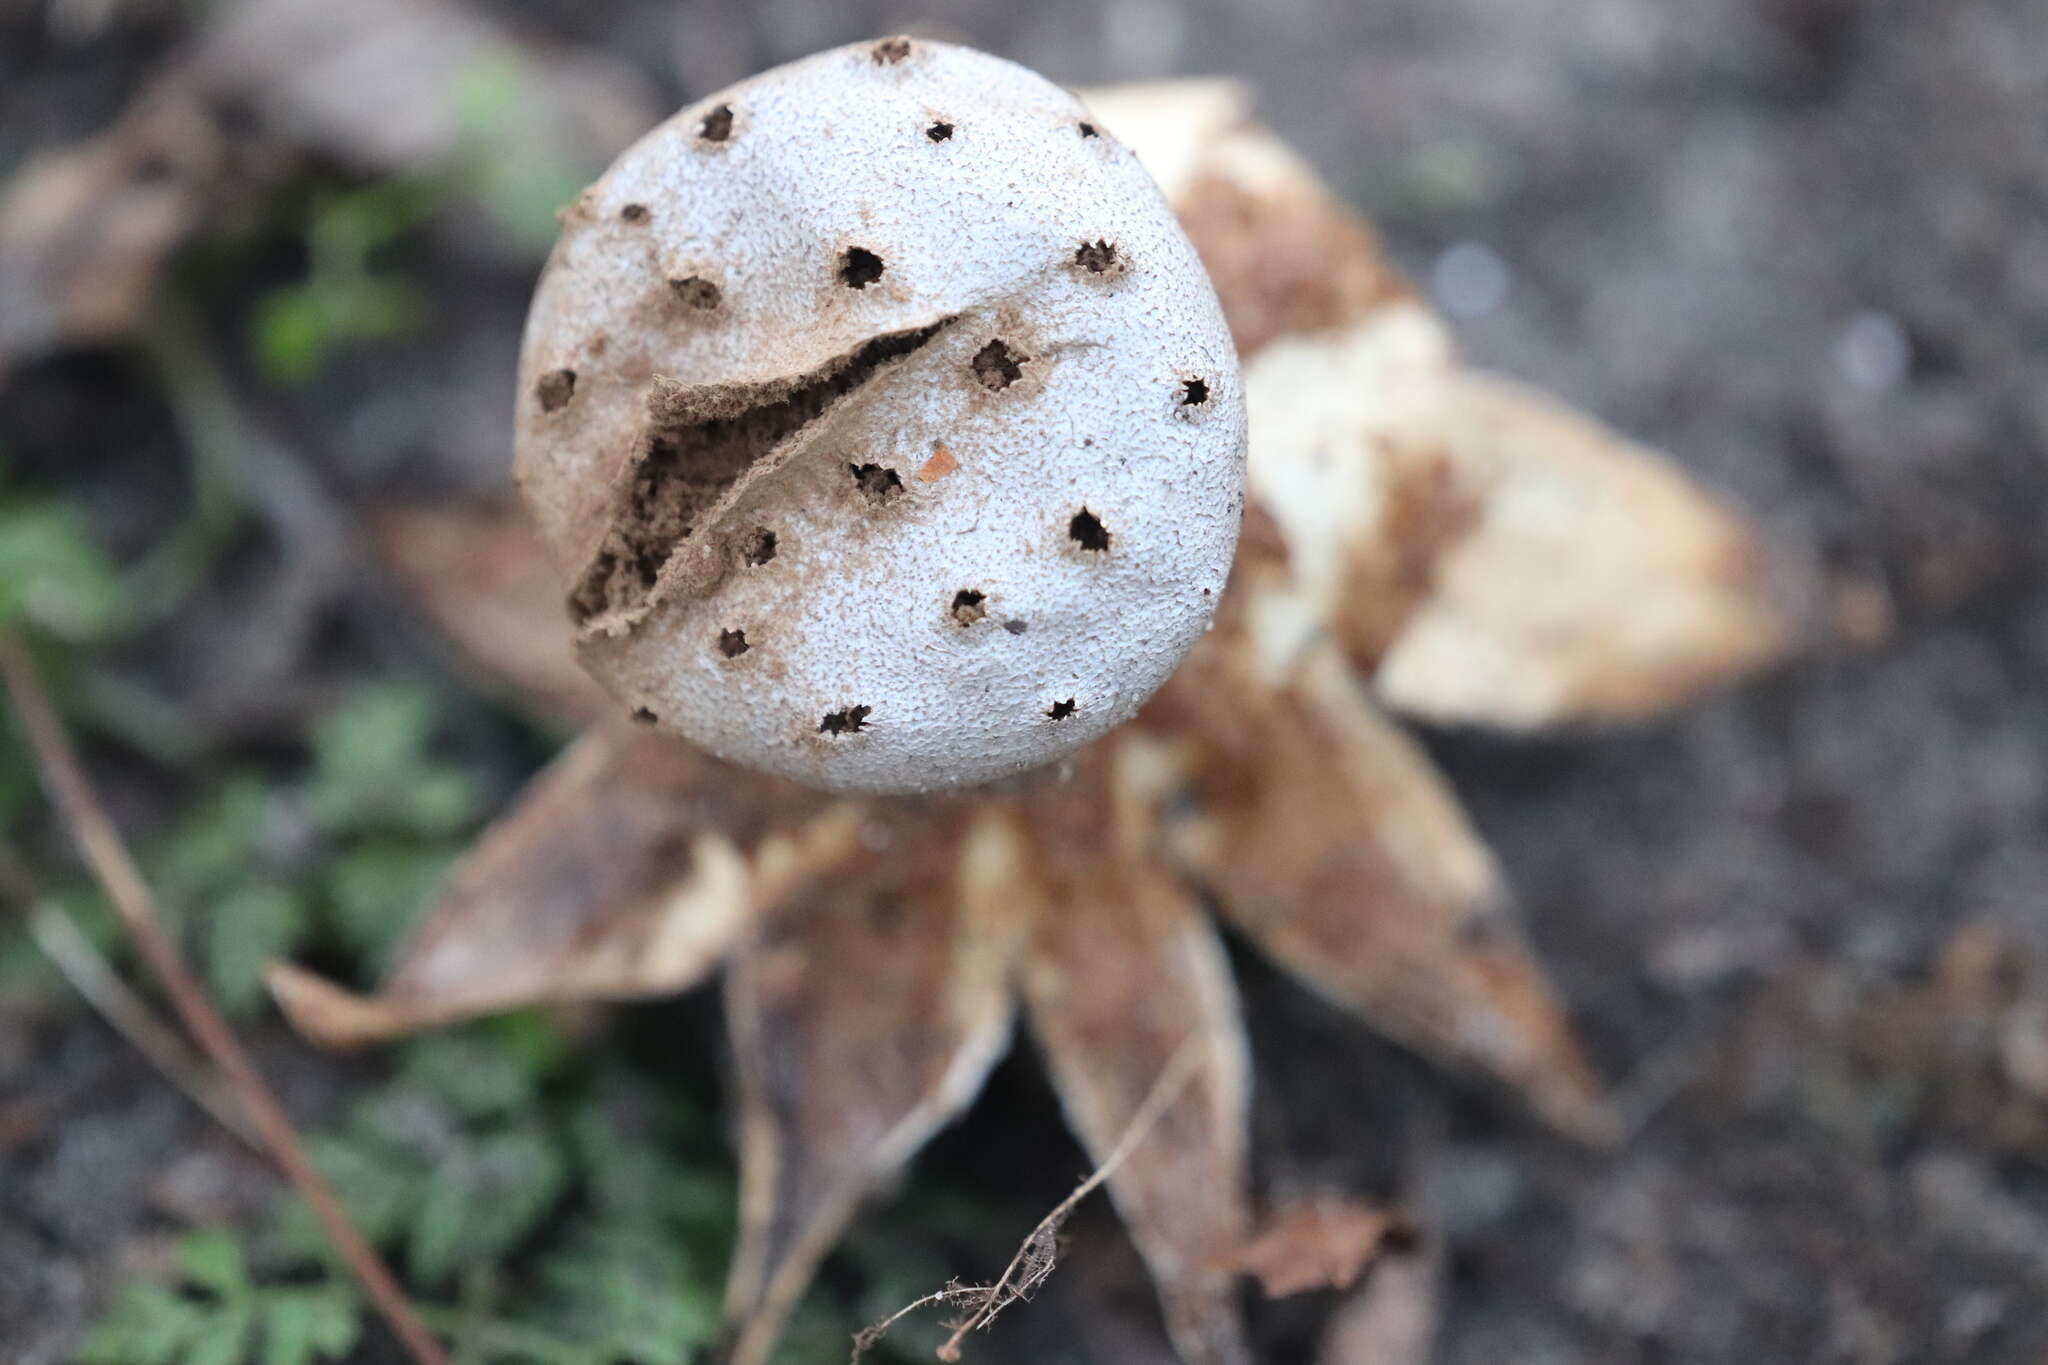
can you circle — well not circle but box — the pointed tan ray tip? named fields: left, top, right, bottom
left=265, top=961, right=430, bottom=1051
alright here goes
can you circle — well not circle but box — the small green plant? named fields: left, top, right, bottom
left=248, top=51, right=591, bottom=387
left=250, top=181, right=435, bottom=385
left=81, top=1230, right=360, bottom=1365
left=132, top=683, right=484, bottom=1015
left=85, top=1015, right=738, bottom=1365
left=0, top=495, right=127, bottom=641
left=276, top=1031, right=571, bottom=1287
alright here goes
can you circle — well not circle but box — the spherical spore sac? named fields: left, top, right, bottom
left=515, top=38, right=1245, bottom=794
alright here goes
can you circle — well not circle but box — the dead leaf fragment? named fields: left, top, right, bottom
left=372, top=502, right=605, bottom=726
left=192, top=0, right=654, bottom=178
left=1718, top=923, right=2048, bottom=1154
left=0, top=81, right=249, bottom=364
left=0, top=0, right=659, bottom=364
left=1224, top=1195, right=1414, bottom=1299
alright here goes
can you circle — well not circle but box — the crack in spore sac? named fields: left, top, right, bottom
left=569, top=319, right=950, bottom=625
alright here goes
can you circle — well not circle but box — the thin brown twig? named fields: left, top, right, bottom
left=28, top=900, right=263, bottom=1148
left=851, top=1033, right=1208, bottom=1363
left=6, top=838, right=255, bottom=1146
left=0, top=631, right=450, bottom=1365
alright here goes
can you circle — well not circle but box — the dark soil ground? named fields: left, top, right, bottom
left=4, top=1, right=2046, bottom=1362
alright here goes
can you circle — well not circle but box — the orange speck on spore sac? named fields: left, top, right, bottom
left=917, top=444, right=960, bottom=482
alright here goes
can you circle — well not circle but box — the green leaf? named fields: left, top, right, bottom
left=568, top=1102, right=731, bottom=1234
left=471, top=158, right=587, bottom=255
left=405, top=1173, right=470, bottom=1289
left=253, top=178, right=434, bottom=386
left=177, top=1229, right=251, bottom=1298
left=183, top=1302, right=255, bottom=1365
left=153, top=777, right=271, bottom=909
left=541, top=1222, right=715, bottom=1365
left=397, top=769, right=484, bottom=838
left=251, top=288, right=328, bottom=385
left=308, top=685, right=433, bottom=823
left=407, top=1127, right=567, bottom=1285
left=479, top=1009, right=573, bottom=1080
left=273, top=1133, right=420, bottom=1258
left=324, top=841, right=451, bottom=964
left=308, top=180, right=437, bottom=263
left=206, top=882, right=310, bottom=1016
left=306, top=685, right=479, bottom=836
left=0, top=498, right=126, bottom=639
left=260, top=1287, right=360, bottom=1365
left=448, top=53, right=525, bottom=131
left=398, top=1033, right=539, bottom=1121
left=81, top=1284, right=211, bottom=1365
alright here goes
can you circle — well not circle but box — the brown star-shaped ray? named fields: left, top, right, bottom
left=268, top=81, right=1788, bottom=1365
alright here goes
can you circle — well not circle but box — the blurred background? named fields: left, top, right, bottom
left=3, top=0, right=2046, bottom=1361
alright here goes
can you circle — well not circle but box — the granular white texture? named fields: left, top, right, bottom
left=514, top=37, right=1245, bottom=794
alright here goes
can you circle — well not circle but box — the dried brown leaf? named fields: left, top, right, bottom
left=269, top=723, right=822, bottom=1047
left=0, top=0, right=657, bottom=364
left=1717, top=923, right=2048, bottom=1154
left=720, top=802, right=1022, bottom=1365
left=1223, top=1195, right=1414, bottom=1299
left=0, top=80, right=236, bottom=364
left=371, top=502, right=605, bottom=726
left=191, top=0, right=654, bottom=176
left=1014, top=742, right=1254, bottom=1365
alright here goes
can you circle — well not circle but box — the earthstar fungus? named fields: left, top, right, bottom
left=273, top=57, right=1790, bottom=1365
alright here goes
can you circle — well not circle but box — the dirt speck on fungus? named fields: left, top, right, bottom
left=849, top=462, right=905, bottom=503
left=971, top=339, right=1025, bottom=390
left=839, top=246, right=884, bottom=288
left=1068, top=508, right=1111, bottom=553
left=670, top=276, right=722, bottom=310
left=820, top=705, right=872, bottom=734
left=535, top=369, right=576, bottom=412
left=1075, top=239, right=1119, bottom=273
